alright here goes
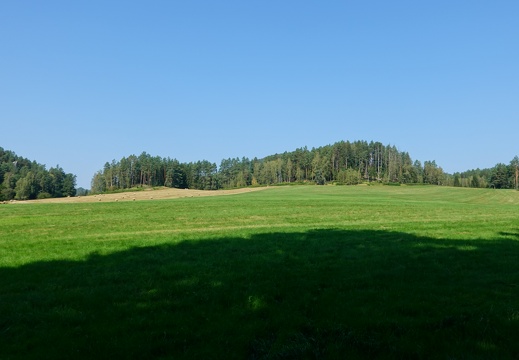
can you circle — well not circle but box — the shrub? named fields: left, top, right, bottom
left=37, top=192, right=52, bottom=199
left=384, top=182, right=401, bottom=186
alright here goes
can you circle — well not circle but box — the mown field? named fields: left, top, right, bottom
left=1, top=185, right=519, bottom=359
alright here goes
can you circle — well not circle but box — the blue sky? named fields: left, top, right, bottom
left=1, top=1, right=518, bottom=188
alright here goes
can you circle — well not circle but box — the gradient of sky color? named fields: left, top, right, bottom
left=1, top=1, right=518, bottom=188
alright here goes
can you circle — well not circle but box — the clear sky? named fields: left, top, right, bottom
left=1, top=1, right=518, bottom=188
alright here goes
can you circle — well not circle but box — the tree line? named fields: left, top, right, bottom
left=91, top=141, right=519, bottom=193
left=452, top=156, right=519, bottom=190
left=0, top=147, right=77, bottom=201
left=90, top=141, right=448, bottom=192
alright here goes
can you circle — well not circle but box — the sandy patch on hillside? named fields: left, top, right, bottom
left=12, top=187, right=268, bottom=204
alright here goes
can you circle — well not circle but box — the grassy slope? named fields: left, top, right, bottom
left=1, top=185, right=519, bottom=359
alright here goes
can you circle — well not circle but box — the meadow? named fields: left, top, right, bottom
left=1, top=185, right=519, bottom=359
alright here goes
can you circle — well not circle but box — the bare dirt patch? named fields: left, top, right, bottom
left=16, top=187, right=268, bottom=204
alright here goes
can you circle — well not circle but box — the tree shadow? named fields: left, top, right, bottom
left=1, top=229, right=519, bottom=359
left=500, top=230, right=519, bottom=239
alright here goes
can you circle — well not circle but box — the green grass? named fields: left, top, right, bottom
left=1, top=185, right=519, bottom=359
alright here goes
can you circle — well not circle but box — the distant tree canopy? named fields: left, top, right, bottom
left=451, top=156, right=519, bottom=190
left=91, top=141, right=448, bottom=193
left=0, top=147, right=77, bottom=201
left=91, top=141, right=519, bottom=193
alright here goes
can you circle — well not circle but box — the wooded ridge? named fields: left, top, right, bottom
left=90, top=140, right=519, bottom=193
left=0, top=147, right=76, bottom=201
left=2, top=140, right=517, bottom=200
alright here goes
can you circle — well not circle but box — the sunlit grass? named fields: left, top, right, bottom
left=1, top=185, right=519, bottom=359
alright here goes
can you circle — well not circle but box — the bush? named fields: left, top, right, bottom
left=384, top=182, right=401, bottom=186
left=1, top=188, right=15, bottom=201
left=37, top=192, right=52, bottom=199
left=336, top=169, right=362, bottom=185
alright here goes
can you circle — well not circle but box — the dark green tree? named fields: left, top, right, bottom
left=453, top=173, right=461, bottom=187
left=471, top=175, right=480, bottom=188
left=490, top=163, right=509, bottom=189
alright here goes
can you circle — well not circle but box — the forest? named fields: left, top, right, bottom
left=90, top=140, right=519, bottom=193
left=2, top=141, right=518, bottom=199
left=0, top=147, right=76, bottom=201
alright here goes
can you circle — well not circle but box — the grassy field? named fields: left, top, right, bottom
left=1, top=185, right=519, bottom=359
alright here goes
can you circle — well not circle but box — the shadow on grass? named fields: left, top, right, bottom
left=500, top=230, right=519, bottom=239
left=1, top=229, right=519, bottom=359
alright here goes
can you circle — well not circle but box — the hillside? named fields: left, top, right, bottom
left=91, top=140, right=444, bottom=193
left=13, top=186, right=266, bottom=204
left=92, top=140, right=519, bottom=193
left=0, top=147, right=76, bottom=201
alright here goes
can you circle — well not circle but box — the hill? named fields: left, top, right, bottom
left=0, top=147, right=76, bottom=201
left=92, top=140, right=519, bottom=193
left=91, top=140, right=445, bottom=193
